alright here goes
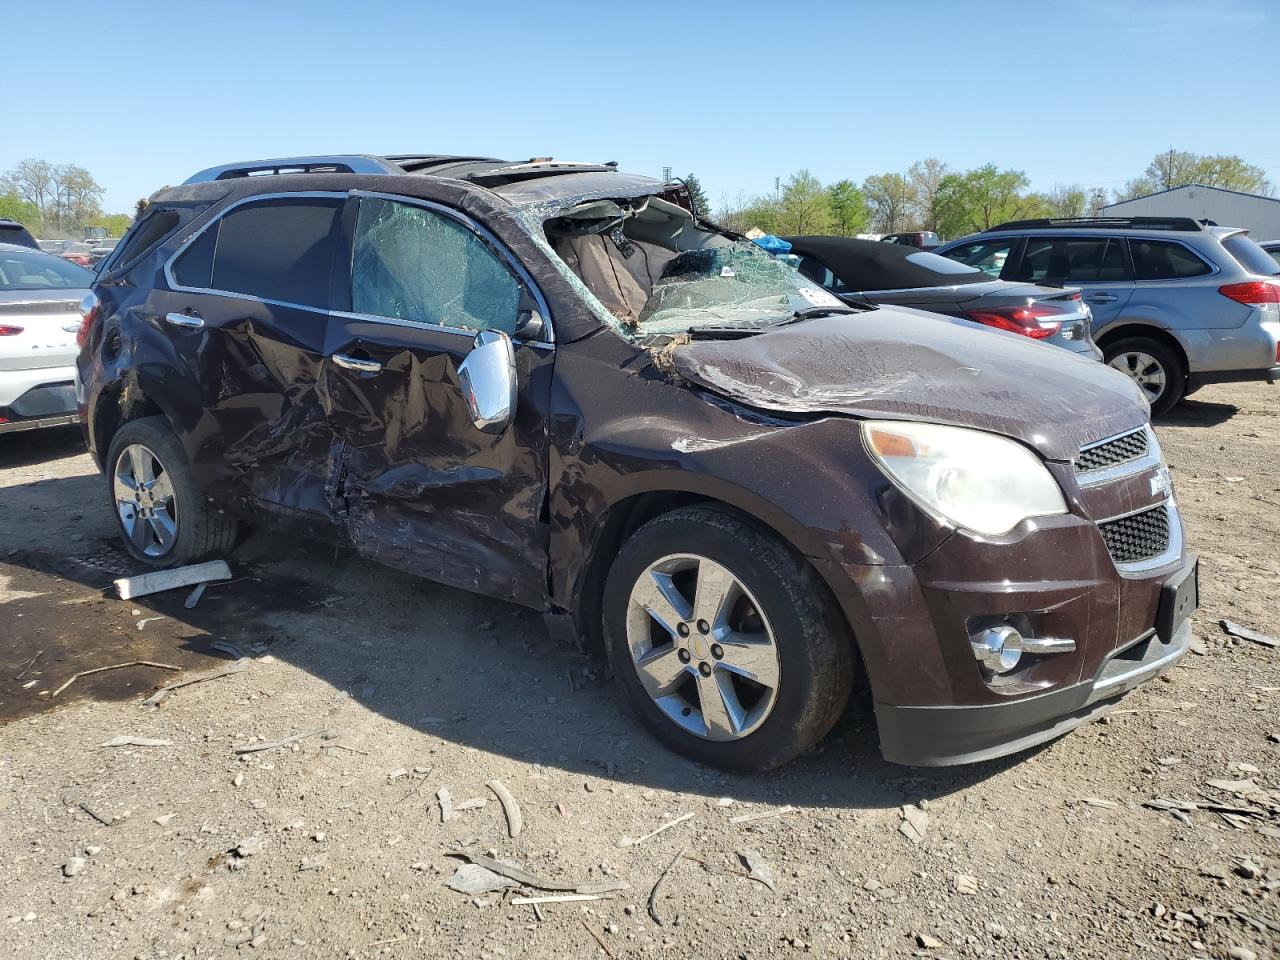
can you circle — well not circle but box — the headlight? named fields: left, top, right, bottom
left=862, top=421, right=1068, bottom=536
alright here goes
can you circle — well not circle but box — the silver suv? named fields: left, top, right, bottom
left=935, top=217, right=1280, bottom=414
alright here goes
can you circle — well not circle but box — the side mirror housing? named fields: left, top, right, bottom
left=514, top=290, right=545, bottom=341
left=458, top=330, right=517, bottom=435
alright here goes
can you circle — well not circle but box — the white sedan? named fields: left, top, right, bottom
left=0, top=242, right=94, bottom=434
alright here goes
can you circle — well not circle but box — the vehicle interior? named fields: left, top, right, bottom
left=544, top=196, right=729, bottom=327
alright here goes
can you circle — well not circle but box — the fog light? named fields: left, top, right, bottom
left=971, top=625, right=1024, bottom=674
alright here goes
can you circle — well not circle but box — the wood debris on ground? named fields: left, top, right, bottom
left=99, top=735, right=172, bottom=748
left=617, top=811, right=695, bottom=847
left=53, top=660, right=179, bottom=698
left=1219, top=619, right=1278, bottom=648
left=142, top=659, right=249, bottom=706
left=113, top=560, right=231, bottom=600
left=728, top=805, right=796, bottom=825
left=487, top=778, right=523, bottom=837
left=233, top=728, right=333, bottom=755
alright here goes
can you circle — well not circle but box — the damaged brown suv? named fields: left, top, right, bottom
left=76, top=154, right=1199, bottom=770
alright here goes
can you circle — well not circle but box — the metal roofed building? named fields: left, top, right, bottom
left=1101, top=184, right=1280, bottom=241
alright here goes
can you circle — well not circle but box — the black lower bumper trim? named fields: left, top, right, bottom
left=1188, top=365, right=1280, bottom=390
left=0, top=413, right=79, bottom=434
left=876, top=615, right=1192, bottom=766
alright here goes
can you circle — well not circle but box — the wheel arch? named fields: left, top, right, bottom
left=91, top=375, right=171, bottom=470
left=1094, top=322, right=1190, bottom=375
left=564, top=485, right=865, bottom=695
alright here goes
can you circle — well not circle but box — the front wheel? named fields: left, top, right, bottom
left=105, top=416, right=237, bottom=567
left=602, top=506, right=854, bottom=771
left=1103, top=336, right=1186, bottom=416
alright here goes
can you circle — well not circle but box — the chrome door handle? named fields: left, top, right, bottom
left=1085, top=293, right=1117, bottom=303
left=164, top=311, right=204, bottom=328
left=331, top=353, right=383, bottom=374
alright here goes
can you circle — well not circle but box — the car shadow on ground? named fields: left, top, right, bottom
left=0, top=423, right=87, bottom=469
left=1158, top=398, right=1239, bottom=427
left=1, top=436, right=1039, bottom=813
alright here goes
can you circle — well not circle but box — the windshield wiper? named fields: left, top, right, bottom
left=685, top=325, right=768, bottom=340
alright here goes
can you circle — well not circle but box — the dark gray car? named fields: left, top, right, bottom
left=783, top=236, right=1099, bottom=358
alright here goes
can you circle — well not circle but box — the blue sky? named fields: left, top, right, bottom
left=7, top=0, right=1278, bottom=214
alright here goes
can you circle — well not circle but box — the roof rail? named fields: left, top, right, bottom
left=183, top=155, right=402, bottom=185
left=988, top=216, right=1205, bottom=233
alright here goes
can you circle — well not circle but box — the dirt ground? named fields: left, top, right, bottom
left=1, top=383, right=1277, bottom=960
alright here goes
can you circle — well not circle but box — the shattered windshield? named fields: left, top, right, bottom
left=632, top=241, right=844, bottom=334
left=531, top=194, right=847, bottom=339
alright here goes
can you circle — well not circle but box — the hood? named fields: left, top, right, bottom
left=670, top=307, right=1146, bottom=461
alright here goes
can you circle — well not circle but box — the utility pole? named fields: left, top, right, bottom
left=774, top=176, right=780, bottom=201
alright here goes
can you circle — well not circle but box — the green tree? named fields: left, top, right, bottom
left=0, top=190, right=41, bottom=231
left=100, top=213, right=134, bottom=237
left=739, top=197, right=782, bottom=235
left=826, top=180, right=870, bottom=236
left=1044, top=184, right=1087, bottom=219
left=1, top=159, right=56, bottom=222
left=907, top=159, right=948, bottom=231
left=862, top=173, right=917, bottom=233
left=774, top=170, right=832, bottom=235
left=681, top=173, right=711, bottom=219
left=934, top=165, right=1042, bottom=238
left=1117, top=148, right=1272, bottom=200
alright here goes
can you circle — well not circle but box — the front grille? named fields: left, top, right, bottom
left=1099, top=504, right=1170, bottom=564
left=1076, top=428, right=1149, bottom=474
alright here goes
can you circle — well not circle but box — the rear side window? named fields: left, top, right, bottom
left=1221, top=234, right=1280, bottom=277
left=796, top=255, right=844, bottom=291
left=1014, top=237, right=1127, bottom=283
left=940, top=238, right=1015, bottom=278
left=1128, top=239, right=1213, bottom=281
left=170, top=197, right=343, bottom=309
left=109, top=210, right=179, bottom=269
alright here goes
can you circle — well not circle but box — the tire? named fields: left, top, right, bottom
left=1103, top=336, right=1186, bottom=416
left=105, top=416, right=237, bottom=567
left=602, top=505, right=854, bottom=771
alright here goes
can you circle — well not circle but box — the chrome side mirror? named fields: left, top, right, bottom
left=458, top=329, right=517, bottom=435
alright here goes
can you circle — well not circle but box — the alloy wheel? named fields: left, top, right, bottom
left=113, top=443, right=179, bottom=558
left=625, top=553, right=781, bottom=741
left=1109, top=351, right=1167, bottom=404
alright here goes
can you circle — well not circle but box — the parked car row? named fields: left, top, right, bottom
left=781, top=235, right=1099, bottom=358
left=67, top=152, right=1201, bottom=773
left=933, top=217, right=1280, bottom=413
left=0, top=242, right=93, bottom=434
left=773, top=218, right=1280, bottom=415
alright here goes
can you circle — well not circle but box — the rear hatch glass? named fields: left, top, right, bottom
left=1222, top=234, right=1280, bottom=276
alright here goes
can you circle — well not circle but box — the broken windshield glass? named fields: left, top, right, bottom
left=521, top=192, right=845, bottom=340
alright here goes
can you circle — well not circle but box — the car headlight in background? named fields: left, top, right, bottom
left=863, top=421, right=1068, bottom=536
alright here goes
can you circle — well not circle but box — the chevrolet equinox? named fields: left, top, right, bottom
left=75, top=154, right=1199, bottom=770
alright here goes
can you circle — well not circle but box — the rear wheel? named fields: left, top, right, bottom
left=603, top=506, right=854, bottom=771
left=1103, top=336, right=1186, bottom=416
left=105, top=417, right=237, bottom=567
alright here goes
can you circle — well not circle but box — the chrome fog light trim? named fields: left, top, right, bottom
left=1019, top=636, right=1076, bottom=654
left=970, top=626, right=1024, bottom=674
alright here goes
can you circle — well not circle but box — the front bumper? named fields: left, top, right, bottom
left=876, top=611, right=1192, bottom=765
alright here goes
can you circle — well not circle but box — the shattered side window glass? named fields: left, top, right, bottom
left=352, top=198, right=520, bottom=334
